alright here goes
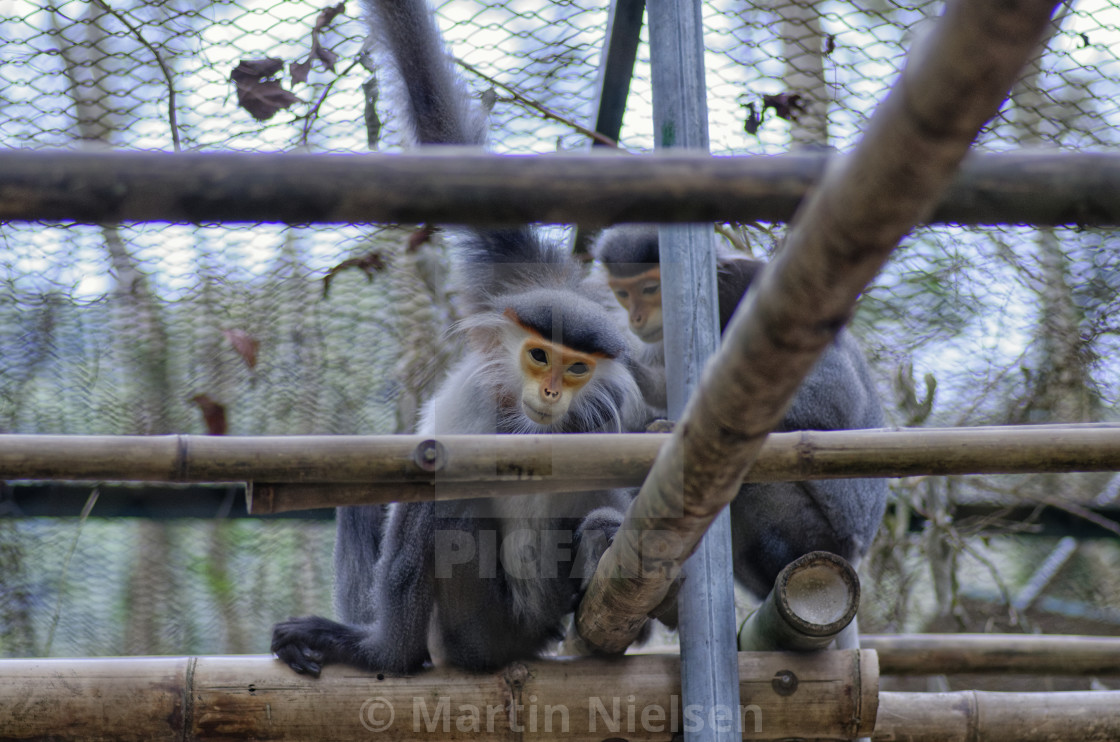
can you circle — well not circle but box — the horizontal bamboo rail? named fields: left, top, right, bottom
left=874, top=690, right=1120, bottom=742
left=1, top=149, right=1119, bottom=226
left=2, top=651, right=1118, bottom=741
left=2, top=424, right=1120, bottom=514
left=866, top=633, right=1120, bottom=676
left=0, top=652, right=877, bottom=741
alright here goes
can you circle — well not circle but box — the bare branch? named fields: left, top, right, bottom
left=91, top=0, right=181, bottom=152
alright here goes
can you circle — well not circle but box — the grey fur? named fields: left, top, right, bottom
left=270, top=0, right=648, bottom=676
left=729, top=329, right=887, bottom=596
left=590, top=225, right=661, bottom=275
left=363, top=0, right=486, bottom=146
left=595, top=226, right=889, bottom=598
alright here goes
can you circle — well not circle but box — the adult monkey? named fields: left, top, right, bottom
left=270, top=0, right=649, bottom=675
left=594, top=225, right=888, bottom=601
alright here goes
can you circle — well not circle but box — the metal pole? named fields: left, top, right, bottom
left=590, top=0, right=646, bottom=146
left=647, top=1, right=741, bottom=739
left=570, top=0, right=647, bottom=254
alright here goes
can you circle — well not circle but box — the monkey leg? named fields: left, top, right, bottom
left=428, top=513, right=591, bottom=672
left=271, top=502, right=436, bottom=677
left=729, top=480, right=880, bottom=600
left=333, top=504, right=387, bottom=624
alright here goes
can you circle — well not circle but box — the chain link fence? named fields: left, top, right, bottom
left=2, top=0, right=1120, bottom=677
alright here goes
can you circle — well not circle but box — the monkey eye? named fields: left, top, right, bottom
left=641, top=283, right=660, bottom=296
left=567, top=362, right=590, bottom=376
left=528, top=347, right=549, bottom=365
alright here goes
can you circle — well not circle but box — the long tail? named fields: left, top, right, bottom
left=363, top=0, right=584, bottom=304
left=363, top=0, right=486, bottom=146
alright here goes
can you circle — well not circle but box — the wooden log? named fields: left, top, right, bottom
left=874, top=690, right=1120, bottom=741
left=737, top=552, right=860, bottom=652
left=1, top=149, right=1119, bottom=226
left=865, top=633, right=1120, bottom=676
left=0, top=651, right=877, bottom=741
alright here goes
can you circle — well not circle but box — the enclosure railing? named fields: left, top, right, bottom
left=2, top=149, right=1119, bottom=225
left=3, top=424, right=1120, bottom=510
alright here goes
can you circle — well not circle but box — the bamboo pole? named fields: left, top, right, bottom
left=574, top=0, right=1062, bottom=654
left=248, top=423, right=1120, bottom=512
left=3, top=652, right=1118, bottom=740
left=737, top=552, right=860, bottom=652
left=865, top=633, right=1120, bottom=676
left=2, top=149, right=1119, bottom=226
left=3, top=424, right=1120, bottom=506
left=0, top=651, right=877, bottom=741
left=874, top=690, right=1120, bottom=742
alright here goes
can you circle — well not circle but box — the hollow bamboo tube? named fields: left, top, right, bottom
left=866, top=633, right=1120, bottom=676
left=737, top=551, right=860, bottom=652
left=0, top=651, right=876, bottom=741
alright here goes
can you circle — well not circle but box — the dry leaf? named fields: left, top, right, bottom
left=322, top=252, right=388, bottom=297
left=191, top=394, right=228, bottom=436
left=222, top=328, right=260, bottom=369
left=231, top=59, right=300, bottom=120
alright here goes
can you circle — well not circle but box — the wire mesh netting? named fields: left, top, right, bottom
left=5, top=0, right=1120, bottom=152
left=2, top=0, right=1120, bottom=676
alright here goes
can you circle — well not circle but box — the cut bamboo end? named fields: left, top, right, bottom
left=738, top=551, right=860, bottom=651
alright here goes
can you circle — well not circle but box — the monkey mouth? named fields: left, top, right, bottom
left=522, top=403, right=555, bottom=425
left=637, top=326, right=663, bottom=343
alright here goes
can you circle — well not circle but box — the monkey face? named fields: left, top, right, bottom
left=518, top=337, right=599, bottom=426
left=607, top=267, right=663, bottom=343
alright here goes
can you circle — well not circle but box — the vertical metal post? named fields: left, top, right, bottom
left=647, top=1, right=742, bottom=740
